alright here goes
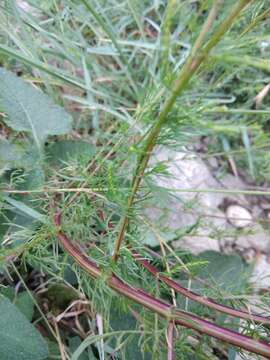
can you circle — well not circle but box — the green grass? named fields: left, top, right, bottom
left=0, top=0, right=270, bottom=359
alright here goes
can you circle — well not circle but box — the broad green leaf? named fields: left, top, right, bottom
left=177, top=251, right=252, bottom=316
left=0, top=295, right=48, bottom=360
left=197, top=251, right=251, bottom=293
left=46, top=140, right=96, bottom=167
left=17, top=166, right=45, bottom=190
left=110, top=308, right=152, bottom=360
left=15, top=292, right=35, bottom=321
left=0, top=139, right=26, bottom=173
left=0, top=288, right=34, bottom=321
left=0, top=286, right=14, bottom=300
left=0, top=140, right=44, bottom=176
left=0, top=68, right=72, bottom=149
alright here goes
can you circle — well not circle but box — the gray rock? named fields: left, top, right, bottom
left=235, top=225, right=270, bottom=252
left=142, top=146, right=270, bottom=254
left=173, top=235, right=220, bottom=255
left=251, top=255, right=270, bottom=290
left=226, top=205, right=253, bottom=228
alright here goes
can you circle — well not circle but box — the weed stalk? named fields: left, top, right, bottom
left=112, top=0, right=253, bottom=261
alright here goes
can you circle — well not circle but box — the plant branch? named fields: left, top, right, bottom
left=112, top=0, right=253, bottom=261
left=131, top=250, right=270, bottom=325
left=54, top=212, right=270, bottom=358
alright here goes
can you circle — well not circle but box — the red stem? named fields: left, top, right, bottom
left=131, top=250, right=270, bottom=325
left=54, top=212, right=270, bottom=358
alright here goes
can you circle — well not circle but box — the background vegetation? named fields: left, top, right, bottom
left=0, top=0, right=270, bottom=359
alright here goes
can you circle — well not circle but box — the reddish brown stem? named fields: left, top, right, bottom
left=131, top=250, right=270, bottom=325
left=54, top=212, right=270, bottom=358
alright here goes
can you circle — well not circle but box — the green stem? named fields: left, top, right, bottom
left=112, top=0, right=253, bottom=261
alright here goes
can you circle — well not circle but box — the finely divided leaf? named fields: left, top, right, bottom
left=0, top=68, right=72, bottom=148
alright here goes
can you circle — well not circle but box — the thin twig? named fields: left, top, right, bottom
left=2, top=186, right=270, bottom=197
left=167, top=322, right=175, bottom=360
left=53, top=317, right=68, bottom=360
left=192, top=0, right=223, bottom=55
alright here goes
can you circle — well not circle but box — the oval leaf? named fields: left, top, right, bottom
left=0, top=68, right=72, bottom=149
left=0, top=296, right=48, bottom=360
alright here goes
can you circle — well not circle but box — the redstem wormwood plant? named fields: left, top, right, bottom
left=1, top=0, right=270, bottom=359
left=52, top=0, right=270, bottom=358
left=112, top=0, right=254, bottom=261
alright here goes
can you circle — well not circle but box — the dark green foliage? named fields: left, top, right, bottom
left=0, top=296, right=48, bottom=360
left=46, top=140, right=96, bottom=167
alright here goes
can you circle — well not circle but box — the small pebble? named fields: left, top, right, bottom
left=207, top=157, right=219, bottom=169
left=260, top=202, right=270, bottom=210
left=226, top=205, right=253, bottom=228
left=241, top=248, right=257, bottom=263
